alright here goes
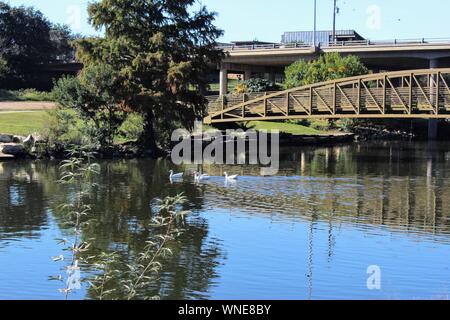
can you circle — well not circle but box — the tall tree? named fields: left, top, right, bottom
left=75, top=0, right=223, bottom=151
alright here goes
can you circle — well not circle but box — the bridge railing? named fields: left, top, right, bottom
left=205, top=69, right=450, bottom=124
left=217, top=43, right=312, bottom=51
left=327, top=38, right=450, bottom=48
left=218, top=38, right=450, bottom=51
left=207, top=92, right=279, bottom=114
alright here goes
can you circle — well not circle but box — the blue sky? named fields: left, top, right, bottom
left=7, top=0, right=450, bottom=42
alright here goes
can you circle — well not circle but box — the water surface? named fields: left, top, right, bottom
left=1, top=141, right=450, bottom=300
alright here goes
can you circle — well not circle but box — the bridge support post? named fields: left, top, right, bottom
left=219, top=68, right=228, bottom=96
left=244, top=70, right=252, bottom=81
left=428, top=59, right=439, bottom=140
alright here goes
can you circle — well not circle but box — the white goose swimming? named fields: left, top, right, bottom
left=194, top=171, right=210, bottom=183
left=224, top=172, right=238, bottom=181
left=169, top=170, right=183, bottom=181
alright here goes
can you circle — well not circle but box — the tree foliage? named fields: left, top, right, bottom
left=284, top=52, right=369, bottom=89
left=74, top=0, right=224, bottom=151
left=0, top=1, right=76, bottom=89
left=50, top=24, right=78, bottom=62
left=234, top=78, right=280, bottom=93
left=53, top=64, right=126, bottom=146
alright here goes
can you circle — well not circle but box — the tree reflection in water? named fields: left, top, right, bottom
left=1, top=141, right=450, bottom=299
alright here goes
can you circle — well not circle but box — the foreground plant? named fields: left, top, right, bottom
left=51, top=146, right=99, bottom=299
left=89, top=194, right=190, bottom=300
left=51, top=151, right=190, bottom=300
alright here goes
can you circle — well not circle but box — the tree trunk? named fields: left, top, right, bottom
left=138, top=110, right=159, bottom=154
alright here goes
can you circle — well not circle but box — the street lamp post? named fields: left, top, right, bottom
left=332, top=0, right=337, bottom=44
left=313, top=0, right=317, bottom=48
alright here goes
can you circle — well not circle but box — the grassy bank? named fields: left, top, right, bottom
left=0, top=111, right=47, bottom=136
left=246, top=121, right=339, bottom=136
left=0, top=110, right=339, bottom=139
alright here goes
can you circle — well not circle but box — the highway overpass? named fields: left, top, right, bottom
left=217, top=38, right=450, bottom=96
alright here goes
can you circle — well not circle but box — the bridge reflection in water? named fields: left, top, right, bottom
left=194, top=142, right=450, bottom=238
left=205, top=69, right=450, bottom=124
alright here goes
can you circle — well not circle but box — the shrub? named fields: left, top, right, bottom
left=284, top=52, right=368, bottom=89
left=310, top=120, right=332, bottom=131
left=53, top=64, right=126, bottom=146
left=339, top=119, right=362, bottom=132
left=234, top=82, right=247, bottom=94
left=42, top=108, right=101, bottom=149
left=233, top=78, right=280, bottom=93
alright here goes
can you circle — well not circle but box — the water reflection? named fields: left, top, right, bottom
left=0, top=141, right=450, bottom=299
left=0, top=162, right=56, bottom=243
left=196, top=141, right=450, bottom=237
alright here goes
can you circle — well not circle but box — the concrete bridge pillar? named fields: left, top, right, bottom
left=244, top=70, right=252, bottom=81
left=428, top=59, right=440, bottom=140
left=219, top=68, right=228, bottom=96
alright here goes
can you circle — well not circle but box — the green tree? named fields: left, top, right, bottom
left=284, top=52, right=369, bottom=89
left=50, top=24, right=78, bottom=62
left=53, top=64, right=127, bottom=146
left=74, top=0, right=223, bottom=151
left=0, top=2, right=76, bottom=89
left=0, top=2, right=53, bottom=87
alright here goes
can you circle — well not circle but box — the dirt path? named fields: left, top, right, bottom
left=0, top=101, right=57, bottom=111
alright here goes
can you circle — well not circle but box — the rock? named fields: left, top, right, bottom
left=0, top=134, right=14, bottom=143
left=0, top=151, right=14, bottom=160
left=0, top=143, right=28, bottom=157
left=23, top=135, right=36, bottom=149
left=12, top=135, right=26, bottom=143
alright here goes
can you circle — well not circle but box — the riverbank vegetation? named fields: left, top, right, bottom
left=247, top=121, right=338, bottom=136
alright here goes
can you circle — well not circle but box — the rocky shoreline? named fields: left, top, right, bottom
left=0, top=133, right=38, bottom=160
left=0, top=127, right=416, bottom=161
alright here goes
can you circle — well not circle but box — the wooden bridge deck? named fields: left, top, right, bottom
left=204, top=69, right=450, bottom=124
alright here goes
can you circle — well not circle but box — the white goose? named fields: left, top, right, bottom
left=169, top=170, right=183, bottom=181
left=224, top=172, right=238, bottom=181
left=194, top=171, right=210, bottom=183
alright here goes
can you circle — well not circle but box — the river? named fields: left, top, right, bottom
left=1, top=141, right=450, bottom=300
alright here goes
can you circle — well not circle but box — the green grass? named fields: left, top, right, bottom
left=0, top=89, right=54, bottom=102
left=0, top=111, right=47, bottom=136
left=246, top=121, right=336, bottom=136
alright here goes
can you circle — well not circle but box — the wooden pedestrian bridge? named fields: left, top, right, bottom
left=204, top=68, right=450, bottom=124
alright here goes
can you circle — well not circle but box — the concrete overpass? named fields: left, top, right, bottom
left=217, top=38, right=450, bottom=96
